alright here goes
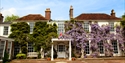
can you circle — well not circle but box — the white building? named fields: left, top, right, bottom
left=0, top=6, right=123, bottom=61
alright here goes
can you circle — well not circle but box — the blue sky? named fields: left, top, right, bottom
left=0, top=0, right=125, bottom=20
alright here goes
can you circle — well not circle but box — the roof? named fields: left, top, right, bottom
left=75, top=13, right=121, bottom=20
left=16, top=14, right=48, bottom=21
left=0, top=22, right=12, bottom=24
left=0, top=36, right=14, bottom=41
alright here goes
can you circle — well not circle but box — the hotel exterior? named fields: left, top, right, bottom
left=0, top=6, right=123, bottom=61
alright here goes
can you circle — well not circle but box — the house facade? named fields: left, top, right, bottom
left=0, top=6, right=124, bottom=61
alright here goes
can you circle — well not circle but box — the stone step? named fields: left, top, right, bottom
left=56, top=62, right=67, bottom=63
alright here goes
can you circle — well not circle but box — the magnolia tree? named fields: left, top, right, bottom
left=59, top=21, right=125, bottom=58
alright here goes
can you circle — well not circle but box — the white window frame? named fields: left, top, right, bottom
left=29, top=22, right=34, bottom=33
left=112, top=40, right=118, bottom=54
left=84, top=41, right=90, bottom=54
left=3, top=26, right=9, bottom=35
left=28, top=42, right=34, bottom=52
left=83, top=22, right=89, bottom=31
left=57, top=45, right=65, bottom=52
left=109, top=22, right=114, bottom=32
left=97, top=41, right=105, bottom=56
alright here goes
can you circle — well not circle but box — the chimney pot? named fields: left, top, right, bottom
left=45, top=8, right=51, bottom=20
left=0, top=13, right=3, bottom=23
left=69, top=5, right=73, bottom=19
left=111, top=9, right=115, bottom=17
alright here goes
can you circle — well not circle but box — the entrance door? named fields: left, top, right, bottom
left=57, top=45, right=66, bottom=58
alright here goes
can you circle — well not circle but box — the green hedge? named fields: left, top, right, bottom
left=16, top=53, right=26, bottom=59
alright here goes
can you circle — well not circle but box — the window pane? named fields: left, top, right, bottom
left=3, top=26, right=9, bottom=35
left=112, top=40, right=118, bottom=53
left=83, top=22, right=89, bottom=31
left=0, top=41, right=5, bottom=59
left=109, top=22, right=114, bottom=31
left=58, top=45, right=65, bottom=52
left=97, top=41, right=104, bottom=54
left=84, top=42, right=89, bottom=54
left=29, top=22, right=34, bottom=32
left=28, top=42, right=34, bottom=52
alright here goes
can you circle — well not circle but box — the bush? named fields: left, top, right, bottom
left=16, top=53, right=26, bottom=59
left=2, top=50, right=9, bottom=63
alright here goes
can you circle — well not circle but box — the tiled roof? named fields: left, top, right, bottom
left=75, top=13, right=121, bottom=20
left=16, top=14, right=48, bottom=21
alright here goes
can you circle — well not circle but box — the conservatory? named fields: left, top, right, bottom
left=0, top=36, right=14, bottom=62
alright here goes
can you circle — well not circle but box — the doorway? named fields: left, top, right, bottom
left=57, top=45, right=66, bottom=58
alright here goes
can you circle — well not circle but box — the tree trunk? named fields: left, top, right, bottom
left=81, top=49, right=84, bottom=58
left=40, top=48, right=44, bottom=58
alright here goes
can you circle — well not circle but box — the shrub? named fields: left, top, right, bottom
left=16, top=53, right=26, bottom=59
left=2, top=50, right=9, bottom=63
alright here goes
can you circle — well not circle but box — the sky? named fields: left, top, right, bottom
left=0, top=0, right=125, bottom=20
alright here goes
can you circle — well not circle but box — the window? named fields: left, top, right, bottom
left=29, top=22, right=34, bottom=33
left=112, top=40, right=118, bottom=53
left=28, top=42, right=34, bottom=52
left=84, top=42, right=89, bottom=54
left=0, top=41, right=5, bottom=59
left=109, top=22, right=114, bottom=31
left=14, top=43, right=20, bottom=57
left=83, top=22, right=89, bottom=31
left=7, top=42, right=11, bottom=54
left=58, top=23, right=64, bottom=34
left=58, top=45, right=65, bottom=52
left=97, top=41, right=104, bottom=54
left=3, top=26, right=9, bottom=35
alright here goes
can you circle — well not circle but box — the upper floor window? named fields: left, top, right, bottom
left=109, top=22, right=114, bottom=31
left=29, top=22, right=34, bottom=33
left=83, top=22, right=89, bottom=31
left=3, top=26, right=9, bottom=35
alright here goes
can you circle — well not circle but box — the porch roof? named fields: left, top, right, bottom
left=52, top=38, right=71, bottom=42
left=0, top=36, right=14, bottom=41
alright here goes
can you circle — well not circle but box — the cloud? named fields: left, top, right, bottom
left=1, top=8, right=17, bottom=17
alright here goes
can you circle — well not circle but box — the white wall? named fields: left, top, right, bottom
left=0, top=24, right=11, bottom=37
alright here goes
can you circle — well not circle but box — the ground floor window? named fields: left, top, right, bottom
left=0, top=41, right=5, bottom=59
left=97, top=41, right=104, bottom=54
left=57, top=45, right=65, bottom=52
left=14, top=43, right=20, bottom=57
left=28, top=42, right=34, bottom=52
left=112, top=40, right=118, bottom=53
left=84, top=42, right=89, bottom=54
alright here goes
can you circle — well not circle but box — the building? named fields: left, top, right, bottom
left=51, top=6, right=122, bottom=60
left=0, top=6, right=124, bottom=61
left=0, top=13, right=14, bottom=62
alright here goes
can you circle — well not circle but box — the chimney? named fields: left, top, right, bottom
left=110, top=9, right=115, bottom=17
left=69, top=5, right=73, bottom=19
left=0, top=13, right=3, bottom=23
left=45, top=8, right=51, bottom=20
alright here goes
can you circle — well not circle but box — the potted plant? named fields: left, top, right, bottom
left=72, top=52, right=76, bottom=61
left=46, top=52, right=51, bottom=61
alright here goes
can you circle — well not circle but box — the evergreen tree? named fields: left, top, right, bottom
left=33, top=22, right=58, bottom=53
left=9, top=22, right=30, bottom=54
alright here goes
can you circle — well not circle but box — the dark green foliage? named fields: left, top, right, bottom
left=121, top=15, right=125, bottom=37
left=2, top=50, right=9, bottom=63
left=9, top=22, right=30, bottom=54
left=33, top=22, right=58, bottom=53
left=16, top=53, right=26, bottom=59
